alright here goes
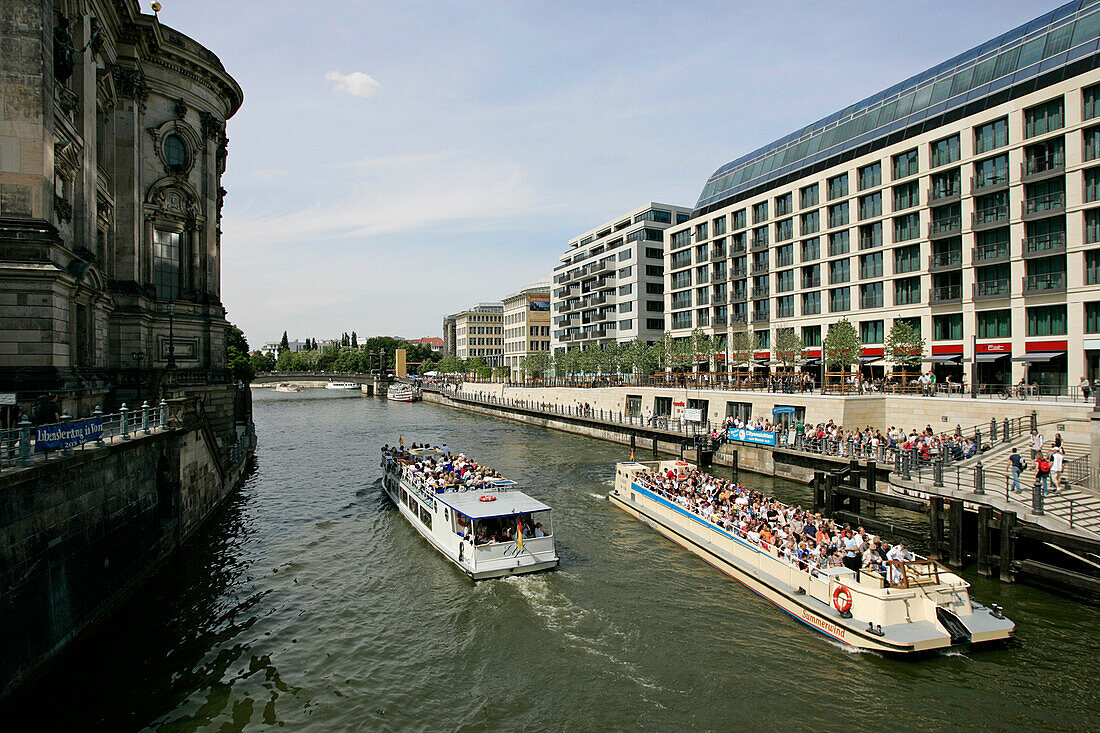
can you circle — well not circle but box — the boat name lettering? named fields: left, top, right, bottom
left=799, top=608, right=846, bottom=639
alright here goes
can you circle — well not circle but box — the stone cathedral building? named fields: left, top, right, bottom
left=0, top=0, right=243, bottom=414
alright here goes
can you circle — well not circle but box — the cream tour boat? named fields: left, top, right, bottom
left=609, top=459, right=1014, bottom=654
left=324, top=380, right=358, bottom=390
left=274, top=383, right=300, bottom=393
left=381, top=445, right=559, bottom=580
left=386, top=383, right=419, bottom=402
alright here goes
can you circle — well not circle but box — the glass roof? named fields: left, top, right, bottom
left=695, top=0, right=1100, bottom=212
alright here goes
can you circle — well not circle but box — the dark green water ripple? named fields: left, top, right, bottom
left=6, top=389, right=1099, bottom=731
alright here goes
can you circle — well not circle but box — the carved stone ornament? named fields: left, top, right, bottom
left=112, top=66, right=149, bottom=106
left=174, top=98, right=188, bottom=120
left=54, top=194, right=73, bottom=223
left=57, top=86, right=80, bottom=116
left=199, top=111, right=224, bottom=141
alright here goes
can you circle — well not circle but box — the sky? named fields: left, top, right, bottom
left=154, top=0, right=1055, bottom=347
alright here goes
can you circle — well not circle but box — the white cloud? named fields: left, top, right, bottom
left=324, top=70, right=381, bottom=98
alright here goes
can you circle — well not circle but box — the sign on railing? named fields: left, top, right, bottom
left=727, top=427, right=777, bottom=446
left=34, top=418, right=103, bottom=453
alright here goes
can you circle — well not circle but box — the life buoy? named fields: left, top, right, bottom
left=832, top=585, right=853, bottom=613
left=478, top=495, right=496, bottom=502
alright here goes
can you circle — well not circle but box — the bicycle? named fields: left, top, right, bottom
left=998, top=384, right=1027, bottom=400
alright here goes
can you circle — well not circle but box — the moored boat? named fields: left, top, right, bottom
left=325, top=380, right=358, bottom=390
left=381, top=445, right=559, bottom=579
left=274, top=383, right=300, bottom=393
left=387, top=383, right=419, bottom=402
left=609, top=459, right=1014, bottom=654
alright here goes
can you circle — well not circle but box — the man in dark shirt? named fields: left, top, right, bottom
left=1008, top=448, right=1025, bottom=493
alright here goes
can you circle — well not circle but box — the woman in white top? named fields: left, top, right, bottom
left=1049, top=447, right=1065, bottom=492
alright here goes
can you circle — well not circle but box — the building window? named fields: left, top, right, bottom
left=775, top=244, right=794, bottom=267
left=646, top=300, right=663, bottom=311
left=860, top=320, right=884, bottom=344
left=802, top=325, right=821, bottom=347
left=645, top=282, right=663, bottom=294
left=775, top=218, right=793, bottom=241
left=671, top=311, right=692, bottom=330
left=801, top=237, right=820, bottom=261
left=1086, top=84, right=1100, bottom=121
left=775, top=192, right=793, bottom=216
left=827, top=202, right=849, bottom=228
left=930, top=169, right=960, bottom=201
left=933, top=313, right=963, bottom=341
left=645, top=247, right=662, bottom=259
left=800, top=183, right=819, bottom=209
left=800, top=210, right=819, bottom=235
left=827, top=173, right=848, bottom=201
left=753, top=201, right=768, bottom=224
left=829, top=258, right=850, bottom=284
left=695, top=222, right=709, bottom=240
left=618, top=248, right=631, bottom=261
left=974, top=117, right=1008, bottom=154
left=802, top=291, right=820, bottom=315
left=858, top=162, right=881, bottom=191
left=893, top=181, right=919, bottom=211
left=977, top=309, right=1011, bottom=339
left=732, top=209, right=746, bottom=229
left=894, top=276, right=920, bottom=305
left=893, top=213, right=920, bottom=242
left=930, top=135, right=960, bottom=168
left=671, top=270, right=691, bottom=289
left=646, top=318, right=664, bottom=329
left=892, top=149, right=918, bottom=180
left=859, top=192, right=881, bottom=220
left=1086, top=169, right=1100, bottom=204
left=776, top=295, right=795, bottom=318
left=713, top=216, right=727, bottom=236
left=671, top=249, right=691, bottom=269
left=894, top=244, right=920, bottom=274
left=1026, top=305, right=1066, bottom=336
left=777, top=269, right=794, bottom=292
left=860, top=281, right=883, bottom=309
left=153, top=229, right=181, bottom=299
left=163, top=134, right=189, bottom=170
left=860, top=252, right=883, bottom=279
left=1025, top=98, right=1064, bottom=139
left=829, top=287, right=850, bottom=313
left=619, top=266, right=633, bottom=277
left=974, top=154, right=1009, bottom=188
left=1087, top=210, right=1100, bottom=244
left=859, top=222, right=882, bottom=250
left=670, top=230, right=691, bottom=249
left=1088, top=249, right=1100, bottom=285
left=1087, top=303, right=1100, bottom=334
left=1086, top=126, right=1100, bottom=162
left=828, top=230, right=849, bottom=256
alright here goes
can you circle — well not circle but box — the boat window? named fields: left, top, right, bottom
left=419, top=505, right=432, bottom=529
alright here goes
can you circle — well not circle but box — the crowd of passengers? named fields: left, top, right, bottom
left=461, top=514, right=549, bottom=546
left=637, top=465, right=915, bottom=586
left=382, top=443, right=506, bottom=491
left=722, top=416, right=979, bottom=462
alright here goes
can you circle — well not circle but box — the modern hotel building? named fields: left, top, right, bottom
left=666, top=1, right=1100, bottom=392
left=453, top=303, right=504, bottom=365
left=552, top=202, right=692, bottom=353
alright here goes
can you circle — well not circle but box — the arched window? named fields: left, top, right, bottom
left=164, top=133, right=188, bottom=170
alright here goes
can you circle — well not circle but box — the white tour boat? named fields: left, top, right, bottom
left=381, top=446, right=559, bottom=580
left=324, top=380, right=358, bottom=390
left=274, top=383, right=300, bottom=393
left=387, top=383, right=419, bottom=402
left=609, top=459, right=1015, bottom=654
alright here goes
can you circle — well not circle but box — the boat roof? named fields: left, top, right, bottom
left=438, top=490, right=551, bottom=519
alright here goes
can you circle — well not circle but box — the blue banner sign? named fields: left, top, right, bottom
left=772, top=406, right=796, bottom=415
left=727, top=427, right=777, bottom=446
left=35, top=418, right=103, bottom=452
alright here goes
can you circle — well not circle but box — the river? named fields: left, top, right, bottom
left=6, top=389, right=1099, bottom=731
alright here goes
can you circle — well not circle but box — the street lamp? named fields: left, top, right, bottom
left=166, top=302, right=176, bottom=369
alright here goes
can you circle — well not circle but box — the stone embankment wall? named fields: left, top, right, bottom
left=451, top=383, right=1092, bottom=442
left=0, top=413, right=254, bottom=699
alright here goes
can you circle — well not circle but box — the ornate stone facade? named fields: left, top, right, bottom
left=0, top=0, right=243, bottom=411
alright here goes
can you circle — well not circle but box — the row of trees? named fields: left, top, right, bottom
left=254, top=335, right=443, bottom=375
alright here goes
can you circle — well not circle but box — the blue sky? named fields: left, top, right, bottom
left=156, top=0, right=1052, bottom=347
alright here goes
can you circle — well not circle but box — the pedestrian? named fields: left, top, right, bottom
left=1029, top=429, right=1044, bottom=461
left=1049, top=446, right=1064, bottom=492
left=1008, top=448, right=1026, bottom=493
left=1080, top=375, right=1092, bottom=402
left=1034, top=452, right=1052, bottom=495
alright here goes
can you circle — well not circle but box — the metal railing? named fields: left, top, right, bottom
left=1023, top=271, right=1066, bottom=293
left=973, top=242, right=1009, bottom=263
left=1023, top=192, right=1066, bottom=216
left=1022, top=152, right=1065, bottom=177
left=974, top=279, right=1010, bottom=298
left=929, top=284, right=962, bottom=303
left=1, top=401, right=169, bottom=470
left=928, top=216, right=961, bottom=236
left=1024, top=231, right=1066, bottom=255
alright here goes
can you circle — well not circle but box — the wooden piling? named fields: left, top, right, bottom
left=812, top=471, right=825, bottom=512
left=999, top=511, right=1016, bottom=582
left=948, top=499, right=965, bottom=567
left=977, top=506, right=993, bottom=577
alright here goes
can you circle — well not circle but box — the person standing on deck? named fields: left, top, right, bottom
left=842, top=529, right=863, bottom=580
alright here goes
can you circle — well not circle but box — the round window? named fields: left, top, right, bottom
left=164, top=134, right=188, bottom=169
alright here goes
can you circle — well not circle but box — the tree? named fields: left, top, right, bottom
left=437, top=356, right=464, bottom=374
left=651, top=333, right=675, bottom=372
left=823, top=318, right=862, bottom=370
left=226, top=324, right=254, bottom=382
left=728, top=323, right=758, bottom=373
left=466, top=357, right=487, bottom=375
left=351, top=331, right=358, bottom=349
left=885, top=319, right=925, bottom=375
left=773, top=327, right=804, bottom=369
left=522, top=352, right=551, bottom=381
left=250, top=350, right=275, bottom=374
left=554, top=349, right=577, bottom=378
left=689, top=327, right=715, bottom=371
left=493, top=364, right=510, bottom=381
left=622, top=339, right=655, bottom=375
left=280, top=331, right=289, bottom=351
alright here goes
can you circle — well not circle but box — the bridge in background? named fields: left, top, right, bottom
left=252, top=372, right=393, bottom=395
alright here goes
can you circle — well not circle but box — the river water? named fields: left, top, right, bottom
left=7, top=389, right=1099, bottom=731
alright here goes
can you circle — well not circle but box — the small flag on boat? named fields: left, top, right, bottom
left=516, top=516, right=524, bottom=551
left=399, top=435, right=403, bottom=446
left=630, top=448, right=634, bottom=462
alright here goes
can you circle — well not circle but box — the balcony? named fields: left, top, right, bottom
left=973, top=279, right=1010, bottom=300
left=928, top=216, right=961, bottom=239
left=775, top=257, right=794, bottom=268
left=586, top=261, right=609, bottom=275
left=929, top=284, right=962, bottom=304
left=751, top=237, right=769, bottom=251
left=1023, top=231, right=1066, bottom=258
left=1023, top=271, right=1067, bottom=294
left=1022, top=192, right=1066, bottom=219
left=711, top=245, right=726, bottom=259
left=711, top=312, right=728, bottom=326
left=730, top=313, right=748, bottom=325
left=971, top=171, right=1009, bottom=193
left=750, top=261, right=769, bottom=276
left=731, top=288, right=748, bottom=302
left=972, top=204, right=1009, bottom=230
left=1021, top=152, right=1065, bottom=182
left=712, top=292, right=728, bottom=305
left=558, top=333, right=573, bottom=342
left=751, top=285, right=770, bottom=298
left=696, top=271, right=709, bottom=284
left=1089, top=265, right=1100, bottom=286
left=751, top=311, right=770, bottom=323
left=730, top=265, right=747, bottom=278
left=696, top=294, right=710, bottom=306
left=973, top=241, right=1009, bottom=264
left=928, top=249, right=962, bottom=271
left=801, top=277, right=821, bottom=289
left=928, top=185, right=961, bottom=204
left=586, top=293, right=609, bottom=306
left=731, top=239, right=747, bottom=254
